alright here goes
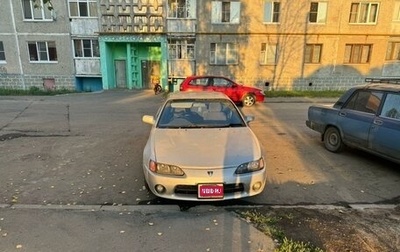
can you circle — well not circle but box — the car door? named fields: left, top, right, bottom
left=368, top=92, right=400, bottom=161
left=210, top=77, right=239, bottom=102
left=337, top=90, right=383, bottom=148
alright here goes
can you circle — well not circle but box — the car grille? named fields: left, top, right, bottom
left=174, top=183, right=244, bottom=195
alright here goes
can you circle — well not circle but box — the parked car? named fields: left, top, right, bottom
left=142, top=91, right=267, bottom=201
left=179, top=75, right=265, bottom=106
left=306, top=78, right=400, bottom=164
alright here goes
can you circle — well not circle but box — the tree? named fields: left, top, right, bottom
left=32, top=0, right=53, bottom=11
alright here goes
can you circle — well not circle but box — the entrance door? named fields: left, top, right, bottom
left=141, top=60, right=160, bottom=89
left=114, top=60, right=126, bottom=88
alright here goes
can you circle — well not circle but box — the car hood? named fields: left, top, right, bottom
left=151, top=128, right=262, bottom=168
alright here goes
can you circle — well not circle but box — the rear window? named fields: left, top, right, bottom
left=344, top=90, right=383, bottom=114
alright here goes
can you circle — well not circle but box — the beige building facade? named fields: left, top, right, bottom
left=0, top=0, right=399, bottom=91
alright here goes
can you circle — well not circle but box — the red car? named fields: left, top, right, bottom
left=179, top=76, right=265, bottom=106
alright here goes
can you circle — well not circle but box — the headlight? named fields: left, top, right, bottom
left=235, top=158, right=264, bottom=174
left=149, top=160, right=185, bottom=176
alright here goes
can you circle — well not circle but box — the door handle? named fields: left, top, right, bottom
left=339, top=112, right=346, bottom=117
left=373, top=119, right=383, bottom=126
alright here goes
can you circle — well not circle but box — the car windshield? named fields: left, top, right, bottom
left=157, top=99, right=246, bottom=128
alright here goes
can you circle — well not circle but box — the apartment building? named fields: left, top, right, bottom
left=0, top=0, right=399, bottom=92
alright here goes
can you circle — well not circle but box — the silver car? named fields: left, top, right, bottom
left=142, top=91, right=267, bottom=201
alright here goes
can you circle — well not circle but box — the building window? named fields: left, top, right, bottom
left=210, top=43, right=238, bottom=65
left=22, top=0, right=53, bottom=20
left=344, top=44, right=372, bottom=64
left=309, top=2, right=327, bottom=23
left=263, top=1, right=280, bottom=23
left=73, top=39, right=99, bottom=58
left=349, top=2, right=379, bottom=24
left=28, top=41, right=58, bottom=62
left=259, top=43, right=277, bottom=65
left=69, top=0, right=97, bottom=17
left=305, top=44, right=322, bottom=63
left=0, top=42, right=5, bottom=62
left=168, top=39, right=195, bottom=59
left=386, top=42, right=400, bottom=61
left=211, top=1, right=240, bottom=24
left=394, top=1, right=400, bottom=21
left=168, top=0, right=196, bottom=18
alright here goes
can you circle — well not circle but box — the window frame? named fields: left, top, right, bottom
left=73, top=39, right=100, bottom=58
left=167, top=0, right=196, bottom=19
left=211, top=1, right=241, bottom=24
left=0, top=41, right=6, bottom=62
left=68, top=0, right=98, bottom=18
left=210, top=42, right=238, bottom=65
left=349, top=2, right=379, bottom=24
left=385, top=41, right=400, bottom=61
left=305, top=44, right=322, bottom=64
left=309, top=2, right=328, bottom=24
left=263, top=1, right=280, bottom=24
left=22, top=0, right=53, bottom=21
left=28, top=41, right=58, bottom=63
left=168, top=39, right=195, bottom=60
left=394, top=1, right=400, bottom=21
left=344, top=44, right=372, bottom=64
left=259, top=43, right=277, bottom=65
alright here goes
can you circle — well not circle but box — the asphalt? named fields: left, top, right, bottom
left=0, top=91, right=277, bottom=252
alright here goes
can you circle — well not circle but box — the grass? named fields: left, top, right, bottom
left=238, top=209, right=324, bottom=252
left=0, top=87, right=76, bottom=96
left=264, top=90, right=345, bottom=98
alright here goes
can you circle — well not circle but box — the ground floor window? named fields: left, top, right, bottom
left=210, top=42, right=238, bottom=65
left=386, top=42, right=400, bottom=61
left=344, top=44, right=372, bottom=64
left=260, top=43, right=277, bottom=65
left=305, top=44, right=322, bottom=64
left=0, top=42, right=5, bottom=62
left=28, top=41, right=58, bottom=62
left=168, top=39, right=195, bottom=60
left=73, top=39, right=99, bottom=58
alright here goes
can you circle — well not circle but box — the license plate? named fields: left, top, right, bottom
left=198, top=184, right=224, bottom=199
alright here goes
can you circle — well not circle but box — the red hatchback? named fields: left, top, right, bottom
left=179, top=76, right=265, bottom=106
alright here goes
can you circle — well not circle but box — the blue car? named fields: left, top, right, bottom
left=306, top=79, right=400, bottom=164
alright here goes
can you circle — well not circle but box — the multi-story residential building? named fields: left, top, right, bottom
left=1, top=0, right=399, bottom=92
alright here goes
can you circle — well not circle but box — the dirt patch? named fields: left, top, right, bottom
left=242, top=206, right=400, bottom=252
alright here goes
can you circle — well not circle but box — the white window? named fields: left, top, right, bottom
left=69, top=0, right=97, bottom=17
left=211, top=1, right=240, bottom=24
left=28, top=41, right=58, bottom=62
left=263, top=1, right=280, bottom=23
left=349, top=2, right=379, bottom=24
left=0, top=42, right=5, bottom=62
left=344, top=44, right=372, bottom=64
left=210, top=43, right=238, bottom=65
left=168, top=39, right=195, bottom=59
left=73, top=39, right=99, bottom=58
left=386, top=42, right=400, bottom=61
left=309, top=2, right=327, bottom=23
left=305, top=44, right=322, bottom=63
left=168, top=0, right=196, bottom=18
left=394, top=1, right=400, bottom=21
left=260, top=43, right=277, bottom=65
left=22, top=0, right=53, bottom=21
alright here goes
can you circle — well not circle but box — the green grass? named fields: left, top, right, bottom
left=264, top=90, right=345, bottom=98
left=238, top=209, right=324, bottom=252
left=0, top=87, right=76, bottom=96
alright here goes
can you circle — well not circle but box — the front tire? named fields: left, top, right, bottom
left=242, top=94, right=256, bottom=107
left=324, top=127, right=344, bottom=153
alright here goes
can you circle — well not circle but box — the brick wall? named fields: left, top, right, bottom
left=0, top=74, right=75, bottom=90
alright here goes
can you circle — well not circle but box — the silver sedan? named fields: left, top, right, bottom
left=142, top=91, right=267, bottom=201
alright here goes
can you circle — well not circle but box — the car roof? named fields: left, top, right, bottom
left=167, top=91, right=230, bottom=100
left=186, top=75, right=232, bottom=79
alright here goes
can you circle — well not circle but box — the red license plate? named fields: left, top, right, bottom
left=198, top=184, right=224, bottom=199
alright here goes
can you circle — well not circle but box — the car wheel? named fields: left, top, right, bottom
left=324, top=127, right=344, bottom=153
left=242, top=94, right=256, bottom=107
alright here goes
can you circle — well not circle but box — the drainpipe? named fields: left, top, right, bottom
left=9, top=0, right=26, bottom=90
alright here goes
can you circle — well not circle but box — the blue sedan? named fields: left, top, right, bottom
left=306, top=81, right=400, bottom=165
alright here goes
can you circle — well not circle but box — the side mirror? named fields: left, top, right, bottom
left=142, top=115, right=155, bottom=125
left=245, top=115, right=255, bottom=123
